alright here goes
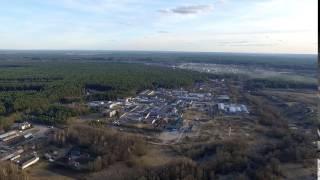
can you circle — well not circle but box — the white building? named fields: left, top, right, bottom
left=19, top=122, right=31, bottom=130
left=0, top=130, right=19, bottom=142
left=0, top=130, right=17, bottom=140
left=103, top=110, right=117, bottom=118
left=21, top=156, right=39, bottom=169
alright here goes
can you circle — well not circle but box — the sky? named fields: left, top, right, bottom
left=0, top=0, right=318, bottom=54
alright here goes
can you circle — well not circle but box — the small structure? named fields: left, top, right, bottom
left=107, top=102, right=122, bottom=109
left=18, top=122, right=31, bottom=130
left=88, top=101, right=105, bottom=108
left=103, top=109, right=117, bottom=118
left=10, top=154, right=21, bottom=161
left=217, top=103, right=249, bottom=114
left=216, top=95, right=230, bottom=103
left=147, top=91, right=155, bottom=96
left=139, top=90, right=150, bottom=96
left=24, top=133, right=33, bottom=139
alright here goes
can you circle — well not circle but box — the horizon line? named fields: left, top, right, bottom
left=0, top=49, right=317, bottom=56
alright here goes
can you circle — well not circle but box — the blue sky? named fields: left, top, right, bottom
left=0, top=0, right=317, bottom=53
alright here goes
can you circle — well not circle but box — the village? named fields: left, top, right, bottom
left=0, top=79, right=250, bottom=171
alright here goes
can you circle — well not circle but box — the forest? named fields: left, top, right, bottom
left=0, top=61, right=206, bottom=128
left=245, top=78, right=317, bottom=89
left=0, top=51, right=317, bottom=70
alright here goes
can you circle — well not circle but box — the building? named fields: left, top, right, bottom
left=88, top=101, right=105, bottom=108
left=2, top=133, right=20, bottom=142
left=108, top=102, right=122, bottom=109
left=139, top=89, right=150, bottom=96
left=19, top=122, right=31, bottom=130
left=24, top=133, right=33, bottom=139
left=0, top=130, right=19, bottom=142
left=10, top=154, right=21, bottom=161
left=0, top=149, right=24, bottom=161
left=218, top=103, right=225, bottom=111
left=0, top=130, right=17, bottom=141
left=217, top=103, right=249, bottom=114
left=103, top=110, right=117, bottom=118
left=216, top=95, right=230, bottom=103
left=21, top=156, right=39, bottom=169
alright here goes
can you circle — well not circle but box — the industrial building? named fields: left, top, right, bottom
left=0, top=130, right=19, bottom=142
left=217, top=103, right=249, bottom=114
left=0, top=149, right=24, bottom=161
left=20, top=155, right=40, bottom=169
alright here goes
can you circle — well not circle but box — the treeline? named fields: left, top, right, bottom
left=25, top=105, right=84, bottom=125
left=245, top=78, right=317, bottom=90
left=2, top=51, right=315, bottom=70
left=0, top=77, right=62, bottom=82
left=0, top=84, right=44, bottom=92
left=50, top=125, right=147, bottom=171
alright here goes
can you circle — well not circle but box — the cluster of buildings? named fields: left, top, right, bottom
left=88, top=89, right=211, bottom=130
left=88, top=86, right=249, bottom=131
left=0, top=122, right=40, bottom=169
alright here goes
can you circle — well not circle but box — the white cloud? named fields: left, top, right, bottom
left=159, top=4, right=213, bottom=15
